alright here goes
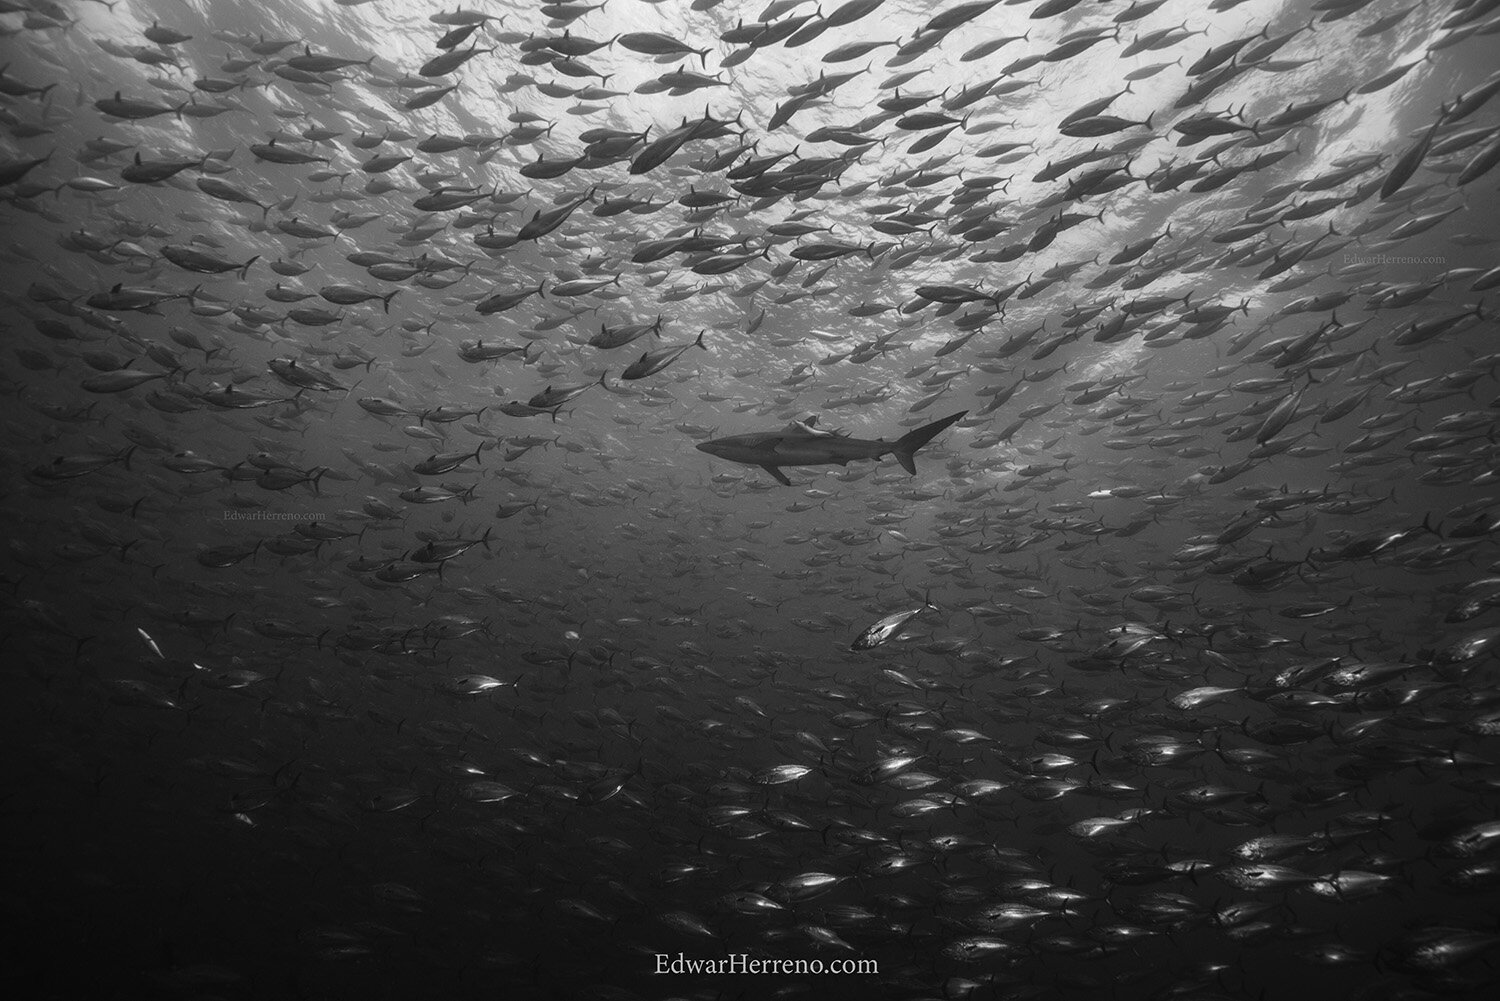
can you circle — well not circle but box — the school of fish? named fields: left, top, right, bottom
left=2, top=0, right=1500, bottom=997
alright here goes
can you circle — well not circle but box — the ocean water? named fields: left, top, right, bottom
left=2, top=0, right=1499, bottom=998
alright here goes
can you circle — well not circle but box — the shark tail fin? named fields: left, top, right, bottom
left=891, top=411, right=967, bottom=476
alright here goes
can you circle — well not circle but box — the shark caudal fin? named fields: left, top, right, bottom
left=891, top=411, right=967, bottom=476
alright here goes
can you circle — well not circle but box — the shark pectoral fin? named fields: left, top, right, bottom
left=760, top=464, right=792, bottom=487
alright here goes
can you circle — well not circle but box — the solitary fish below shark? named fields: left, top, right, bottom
left=695, top=410, right=968, bottom=485
left=850, top=591, right=939, bottom=651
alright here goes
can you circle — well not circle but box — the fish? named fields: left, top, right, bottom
left=526, top=372, right=609, bottom=410
left=86, top=283, right=196, bottom=313
left=411, top=443, right=484, bottom=476
left=850, top=591, right=938, bottom=650
left=620, top=329, right=707, bottom=380
left=161, top=246, right=259, bottom=279
left=318, top=285, right=399, bottom=311
left=697, top=411, right=967, bottom=485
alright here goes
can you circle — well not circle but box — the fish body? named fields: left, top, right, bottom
left=698, top=411, right=966, bottom=485
left=622, top=330, right=707, bottom=380
left=851, top=593, right=938, bottom=650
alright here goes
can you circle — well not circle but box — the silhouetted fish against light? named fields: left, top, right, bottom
left=696, top=411, right=967, bottom=484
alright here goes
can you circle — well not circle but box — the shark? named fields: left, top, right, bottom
left=695, top=410, right=967, bottom=486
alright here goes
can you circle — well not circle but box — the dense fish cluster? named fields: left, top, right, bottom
left=3, top=0, right=1500, bottom=997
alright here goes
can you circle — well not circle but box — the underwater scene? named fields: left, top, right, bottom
left=2, top=0, right=1500, bottom=998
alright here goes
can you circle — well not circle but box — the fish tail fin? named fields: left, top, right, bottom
left=891, top=410, right=967, bottom=476
left=237, top=255, right=259, bottom=281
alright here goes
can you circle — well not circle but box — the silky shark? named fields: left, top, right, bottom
left=696, top=410, right=967, bottom=485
